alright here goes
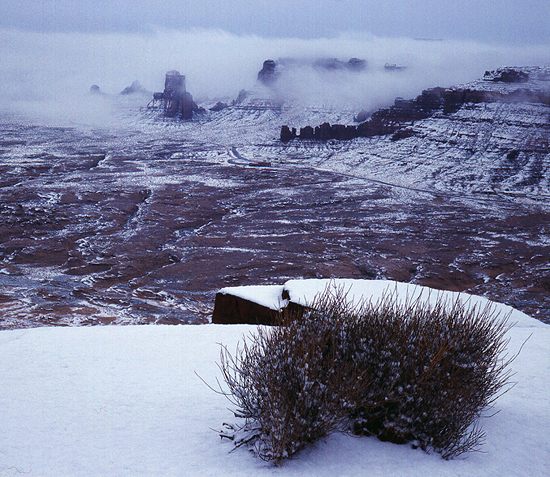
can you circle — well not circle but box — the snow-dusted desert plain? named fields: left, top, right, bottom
left=1, top=65, right=550, bottom=326
left=0, top=280, right=549, bottom=476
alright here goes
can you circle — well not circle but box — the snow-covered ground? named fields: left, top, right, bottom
left=1, top=281, right=548, bottom=477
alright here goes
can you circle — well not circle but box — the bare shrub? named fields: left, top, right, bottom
left=219, top=292, right=369, bottom=464
left=348, top=290, right=513, bottom=458
left=218, top=284, right=514, bottom=463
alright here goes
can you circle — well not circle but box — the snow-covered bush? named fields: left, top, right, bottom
left=218, top=291, right=368, bottom=464
left=348, top=292, right=513, bottom=458
left=218, top=286, right=513, bottom=464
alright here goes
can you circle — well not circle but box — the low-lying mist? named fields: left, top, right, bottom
left=1, top=27, right=548, bottom=126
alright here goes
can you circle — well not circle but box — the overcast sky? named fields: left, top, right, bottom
left=2, top=0, right=550, bottom=45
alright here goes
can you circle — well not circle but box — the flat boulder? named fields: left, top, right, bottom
left=212, top=285, right=286, bottom=325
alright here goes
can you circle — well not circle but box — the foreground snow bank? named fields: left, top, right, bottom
left=0, top=297, right=548, bottom=476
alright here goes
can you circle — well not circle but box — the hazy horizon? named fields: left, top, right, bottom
left=0, top=0, right=550, bottom=124
left=1, top=0, right=549, bottom=126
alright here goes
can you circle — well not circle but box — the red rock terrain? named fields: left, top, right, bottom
left=1, top=67, right=549, bottom=327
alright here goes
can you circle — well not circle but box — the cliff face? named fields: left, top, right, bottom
left=281, top=68, right=550, bottom=142
left=275, top=66, right=550, bottom=196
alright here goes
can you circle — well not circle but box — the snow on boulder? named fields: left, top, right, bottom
left=212, top=285, right=287, bottom=324
left=212, top=279, right=536, bottom=326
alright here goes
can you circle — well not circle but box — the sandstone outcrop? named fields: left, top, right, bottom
left=280, top=125, right=297, bottom=142
left=484, top=67, right=529, bottom=83
left=120, top=80, right=150, bottom=96
left=312, top=57, right=367, bottom=72
left=258, top=57, right=368, bottom=88
left=281, top=76, right=550, bottom=142
left=257, top=59, right=278, bottom=86
left=212, top=287, right=306, bottom=325
left=209, top=101, right=229, bottom=112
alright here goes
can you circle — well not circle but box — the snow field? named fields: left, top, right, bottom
left=0, top=296, right=549, bottom=476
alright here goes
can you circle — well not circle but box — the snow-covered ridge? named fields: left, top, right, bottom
left=460, top=66, right=550, bottom=94
left=138, top=66, right=550, bottom=198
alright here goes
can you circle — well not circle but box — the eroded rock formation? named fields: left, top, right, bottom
left=258, top=57, right=368, bottom=87
left=257, top=59, right=279, bottom=86
left=484, top=67, right=529, bottom=83
left=281, top=79, right=550, bottom=142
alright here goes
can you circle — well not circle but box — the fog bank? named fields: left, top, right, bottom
left=1, top=27, right=548, bottom=125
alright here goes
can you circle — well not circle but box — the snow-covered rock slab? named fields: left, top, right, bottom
left=219, top=285, right=286, bottom=311
left=212, top=285, right=286, bottom=324
left=213, top=279, right=537, bottom=326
